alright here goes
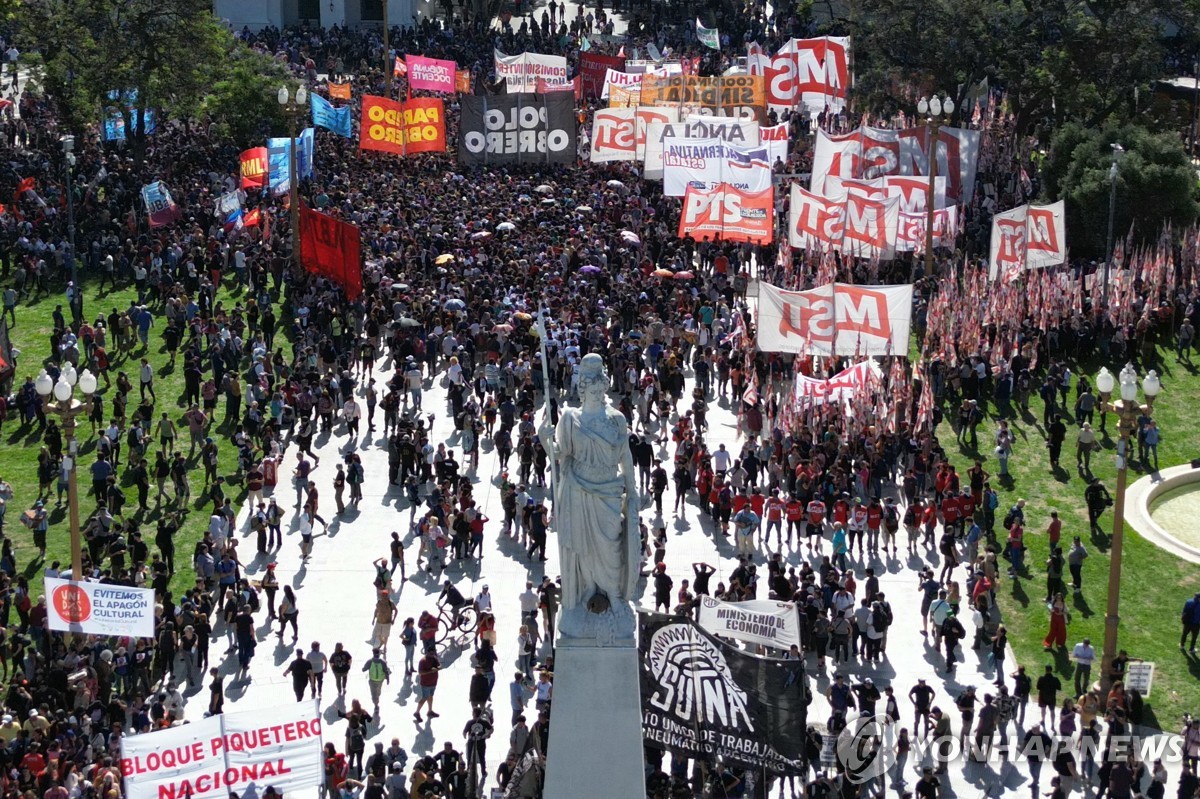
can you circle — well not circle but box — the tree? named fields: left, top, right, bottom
left=21, top=0, right=296, bottom=156
left=1042, top=121, right=1199, bottom=257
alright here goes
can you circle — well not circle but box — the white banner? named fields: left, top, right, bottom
left=767, top=37, right=852, bottom=113
left=600, top=68, right=642, bottom=99
left=45, top=578, right=155, bottom=638
left=643, top=118, right=759, bottom=179
left=791, top=361, right=878, bottom=407
left=896, top=207, right=959, bottom=253
left=120, top=701, right=324, bottom=799
left=590, top=107, right=679, bottom=162
left=493, top=50, right=569, bottom=93
left=810, top=126, right=980, bottom=202
left=826, top=175, right=947, bottom=212
left=697, top=596, right=800, bottom=650
left=756, top=281, right=914, bottom=356
left=788, top=184, right=900, bottom=260
left=761, top=122, right=789, bottom=168
left=988, top=200, right=1067, bottom=281
left=663, top=138, right=772, bottom=197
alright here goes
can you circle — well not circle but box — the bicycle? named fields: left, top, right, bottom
left=434, top=602, right=479, bottom=644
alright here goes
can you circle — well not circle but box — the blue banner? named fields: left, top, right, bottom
left=310, top=94, right=352, bottom=137
left=266, top=128, right=314, bottom=196
left=141, top=180, right=182, bottom=228
left=102, top=108, right=156, bottom=142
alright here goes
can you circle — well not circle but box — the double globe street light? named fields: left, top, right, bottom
left=917, top=94, right=954, bottom=279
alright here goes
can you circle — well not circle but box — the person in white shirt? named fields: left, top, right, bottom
left=712, top=443, right=732, bottom=474
left=1071, top=637, right=1095, bottom=695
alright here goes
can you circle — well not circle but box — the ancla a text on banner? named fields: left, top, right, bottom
left=119, top=701, right=324, bottom=799
left=45, top=578, right=155, bottom=638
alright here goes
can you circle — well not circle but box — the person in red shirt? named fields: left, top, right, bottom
left=921, top=502, right=938, bottom=548
left=940, top=492, right=961, bottom=538
left=865, top=498, right=884, bottom=553
left=764, top=489, right=785, bottom=550
left=731, top=489, right=750, bottom=515
left=832, top=494, right=851, bottom=527
left=905, top=498, right=923, bottom=555
left=749, top=488, right=766, bottom=518
left=785, top=494, right=804, bottom=545
left=1046, top=510, right=1062, bottom=551
left=806, top=496, right=826, bottom=552
left=957, top=489, right=978, bottom=531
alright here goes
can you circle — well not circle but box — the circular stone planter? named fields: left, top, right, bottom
left=1126, top=463, right=1200, bottom=565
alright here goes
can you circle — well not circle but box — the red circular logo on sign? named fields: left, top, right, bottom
left=52, top=585, right=91, bottom=623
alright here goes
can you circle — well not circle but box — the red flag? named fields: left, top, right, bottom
left=394, top=56, right=407, bottom=77
left=240, top=148, right=268, bottom=190
left=299, top=203, right=362, bottom=300
left=243, top=208, right=261, bottom=228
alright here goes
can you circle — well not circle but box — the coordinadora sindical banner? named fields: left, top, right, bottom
left=120, top=701, right=324, bottom=799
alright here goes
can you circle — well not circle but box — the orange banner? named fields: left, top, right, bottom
left=359, top=95, right=447, bottom=156
left=641, top=74, right=767, bottom=123
left=678, top=184, right=774, bottom=245
left=240, top=147, right=267, bottom=190
left=455, top=70, right=472, bottom=94
left=328, top=82, right=351, bottom=100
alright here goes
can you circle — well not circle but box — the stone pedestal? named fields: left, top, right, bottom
left=543, top=641, right=646, bottom=799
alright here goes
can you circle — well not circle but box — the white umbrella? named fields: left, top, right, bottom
left=535, top=184, right=554, bottom=194
left=496, top=221, right=517, bottom=231
left=576, top=205, right=593, bottom=213
left=606, top=179, right=625, bottom=189
left=620, top=230, right=641, bottom=245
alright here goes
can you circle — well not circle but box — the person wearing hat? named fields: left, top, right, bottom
left=363, top=647, right=391, bottom=715
left=27, top=499, right=48, bottom=560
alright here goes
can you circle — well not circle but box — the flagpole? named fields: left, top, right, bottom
left=534, top=306, right=559, bottom=500
left=383, top=0, right=392, bottom=99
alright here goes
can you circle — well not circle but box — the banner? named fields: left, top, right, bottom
left=790, top=361, right=878, bottom=408
left=141, top=181, right=182, bottom=228
left=761, top=122, right=789, bottom=167
left=811, top=126, right=981, bottom=202
left=897, top=207, right=959, bottom=253
left=459, top=93, right=577, bottom=166
left=600, top=68, right=643, bottom=100
left=788, top=184, right=900, bottom=259
left=608, top=85, right=641, bottom=108
left=455, top=70, right=472, bottom=94
left=406, top=55, right=457, bottom=93
left=240, top=147, right=268, bottom=190
left=640, top=613, right=808, bottom=776
left=697, top=597, right=800, bottom=649
left=300, top=204, right=362, bottom=300
left=757, top=281, right=913, bottom=356
left=988, top=201, right=1067, bottom=281
left=102, top=109, right=156, bottom=142
left=309, top=93, right=352, bottom=137
left=266, top=129, right=314, bottom=196
left=826, top=175, right=947, bottom=212
left=493, top=50, right=569, bottom=93
left=44, top=578, right=155, bottom=638
left=643, top=118, right=759, bottom=180
left=696, top=19, right=720, bottom=50
left=641, top=74, right=767, bottom=124
left=580, top=52, right=625, bottom=98
left=119, top=701, right=324, bottom=799
left=359, top=96, right=447, bottom=156
left=393, top=56, right=406, bottom=77
left=536, top=76, right=580, bottom=100
left=662, top=138, right=771, bottom=197
left=327, top=82, right=351, bottom=100
left=679, top=184, right=774, bottom=244
left=765, top=37, right=852, bottom=113
left=589, top=107, right=678, bottom=163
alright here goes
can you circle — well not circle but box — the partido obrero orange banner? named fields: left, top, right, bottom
left=359, top=95, right=447, bottom=156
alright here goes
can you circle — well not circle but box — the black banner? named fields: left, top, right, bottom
left=458, top=93, right=577, bottom=166
left=639, top=612, right=809, bottom=775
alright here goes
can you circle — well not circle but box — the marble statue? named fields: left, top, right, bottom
left=540, top=353, right=640, bottom=643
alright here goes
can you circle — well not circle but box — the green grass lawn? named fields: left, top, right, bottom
left=3, top=276, right=258, bottom=598
left=935, top=337, right=1200, bottom=729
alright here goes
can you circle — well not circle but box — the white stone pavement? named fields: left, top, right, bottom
left=172, top=350, right=1179, bottom=799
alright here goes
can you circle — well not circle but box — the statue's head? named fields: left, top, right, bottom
left=578, top=353, right=608, bottom=405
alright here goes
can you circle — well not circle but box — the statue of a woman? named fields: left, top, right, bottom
left=540, top=353, right=640, bottom=643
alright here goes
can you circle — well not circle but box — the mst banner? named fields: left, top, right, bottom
left=459, top=93, right=577, bottom=166
left=678, top=184, right=774, bottom=244
left=696, top=597, right=799, bottom=649
left=988, top=201, right=1067, bottom=281
left=640, top=613, right=807, bottom=776
left=641, top=74, right=767, bottom=123
left=764, top=37, right=852, bottom=113
left=590, top=107, right=679, bottom=163
left=789, top=184, right=901, bottom=260
left=810, top=126, right=981, bottom=202
left=359, top=96, right=446, bottom=156
left=120, top=701, right=323, bottom=799
left=756, top=281, right=914, bottom=356
left=45, top=578, right=155, bottom=638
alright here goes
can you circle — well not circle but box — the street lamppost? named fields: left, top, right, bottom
left=277, top=85, right=307, bottom=272
left=1094, top=363, right=1161, bottom=695
left=1102, top=143, right=1124, bottom=311
left=34, top=365, right=97, bottom=580
left=917, top=93, right=954, bottom=279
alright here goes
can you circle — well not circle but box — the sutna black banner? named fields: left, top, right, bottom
left=458, top=93, right=577, bottom=166
left=638, top=612, right=809, bottom=776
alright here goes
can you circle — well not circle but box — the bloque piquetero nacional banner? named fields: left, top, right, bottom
left=639, top=613, right=808, bottom=776
left=696, top=597, right=800, bottom=649
left=45, top=578, right=155, bottom=638
left=120, top=701, right=324, bottom=799
left=459, top=93, right=577, bottom=166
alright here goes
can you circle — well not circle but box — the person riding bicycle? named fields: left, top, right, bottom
left=439, top=580, right=468, bottom=627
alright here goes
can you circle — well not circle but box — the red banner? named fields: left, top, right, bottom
left=359, top=96, right=447, bottom=156
left=328, top=82, right=351, bottom=100
left=456, top=71, right=472, bottom=94
left=678, top=184, right=774, bottom=245
left=579, top=52, right=625, bottom=98
left=240, top=147, right=267, bottom=190
left=536, top=76, right=581, bottom=100
left=300, top=204, right=362, bottom=300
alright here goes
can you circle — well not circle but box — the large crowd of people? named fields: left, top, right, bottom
left=0, top=2, right=1197, bottom=799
